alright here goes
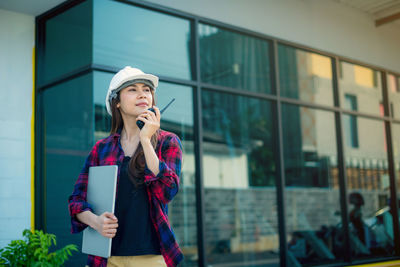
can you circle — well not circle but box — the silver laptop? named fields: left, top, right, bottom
left=82, top=165, right=118, bottom=258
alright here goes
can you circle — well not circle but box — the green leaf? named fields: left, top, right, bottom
left=0, top=229, right=78, bottom=267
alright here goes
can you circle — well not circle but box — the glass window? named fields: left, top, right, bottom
left=39, top=1, right=92, bottom=86
left=343, top=115, right=359, bottom=148
left=202, top=90, right=279, bottom=266
left=278, top=45, right=334, bottom=106
left=157, top=83, right=197, bottom=267
left=344, top=94, right=357, bottom=111
left=344, top=94, right=359, bottom=148
left=343, top=117, right=393, bottom=260
left=42, top=73, right=94, bottom=266
left=93, top=71, right=198, bottom=266
left=388, top=74, right=400, bottom=119
left=93, top=72, right=112, bottom=141
left=93, top=0, right=193, bottom=80
left=339, top=62, right=383, bottom=116
left=282, top=104, right=343, bottom=266
left=199, top=24, right=272, bottom=94
left=387, top=74, right=398, bottom=93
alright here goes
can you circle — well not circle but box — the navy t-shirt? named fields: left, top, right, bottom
left=111, top=156, right=161, bottom=256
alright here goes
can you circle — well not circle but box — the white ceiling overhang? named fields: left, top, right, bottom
left=0, top=0, right=65, bottom=17
left=1, top=0, right=399, bottom=28
left=334, top=0, right=400, bottom=27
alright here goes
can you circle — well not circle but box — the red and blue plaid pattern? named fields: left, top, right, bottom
left=68, top=129, right=184, bottom=267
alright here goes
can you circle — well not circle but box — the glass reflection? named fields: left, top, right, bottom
left=43, top=74, right=93, bottom=267
left=344, top=117, right=393, bottom=259
left=278, top=45, right=334, bottom=106
left=93, top=0, right=193, bottom=80
left=282, top=104, right=343, bottom=266
left=199, top=24, right=272, bottom=94
left=387, top=74, right=400, bottom=119
left=343, top=95, right=359, bottom=148
left=93, top=71, right=198, bottom=266
left=339, top=62, right=383, bottom=116
left=39, top=1, right=92, bottom=86
left=202, top=90, right=279, bottom=266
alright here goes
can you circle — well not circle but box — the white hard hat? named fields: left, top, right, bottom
left=105, top=66, right=159, bottom=116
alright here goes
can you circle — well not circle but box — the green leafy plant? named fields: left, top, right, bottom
left=0, top=229, right=78, bottom=267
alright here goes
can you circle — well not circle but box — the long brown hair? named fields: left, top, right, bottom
left=109, top=89, right=160, bottom=187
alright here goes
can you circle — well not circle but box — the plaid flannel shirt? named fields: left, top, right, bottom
left=68, top=129, right=184, bottom=267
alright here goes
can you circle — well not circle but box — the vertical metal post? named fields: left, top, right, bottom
left=332, top=57, right=351, bottom=263
left=193, top=18, right=207, bottom=267
left=271, top=40, right=288, bottom=267
left=34, top=15, right=45, bottom=231
left=382, top=71, right=400, bottom=255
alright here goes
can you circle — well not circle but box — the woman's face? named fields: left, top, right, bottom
left=117, top=83, right=153, bottom=117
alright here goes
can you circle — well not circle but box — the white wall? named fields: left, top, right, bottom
left=147, top=0, right=400, bottom=73
left=0, top=8, right=34, bottom=247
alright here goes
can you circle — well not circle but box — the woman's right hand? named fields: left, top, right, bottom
left=93, top=212, right=118, bottom=238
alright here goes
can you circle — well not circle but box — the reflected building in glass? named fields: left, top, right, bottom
left=30, top=1, right=400, bottom=267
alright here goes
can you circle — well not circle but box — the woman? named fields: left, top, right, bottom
left=68, top=66, right=184, bottom=267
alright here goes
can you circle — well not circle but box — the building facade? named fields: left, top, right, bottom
left=1, top=0, right=400, bottom=266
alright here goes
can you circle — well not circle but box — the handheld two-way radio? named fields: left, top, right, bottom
left=136, top=98, right=176, bottom=129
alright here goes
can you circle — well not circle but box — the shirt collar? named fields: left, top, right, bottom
left=112, top=126, right=123, bottom=140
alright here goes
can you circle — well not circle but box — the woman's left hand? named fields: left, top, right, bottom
left=137, top=106, right=160, bottom=142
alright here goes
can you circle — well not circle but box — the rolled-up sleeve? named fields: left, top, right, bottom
left=68, top=142, right=99, bottom=233
left=144, top=134, right=182, bottom=205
